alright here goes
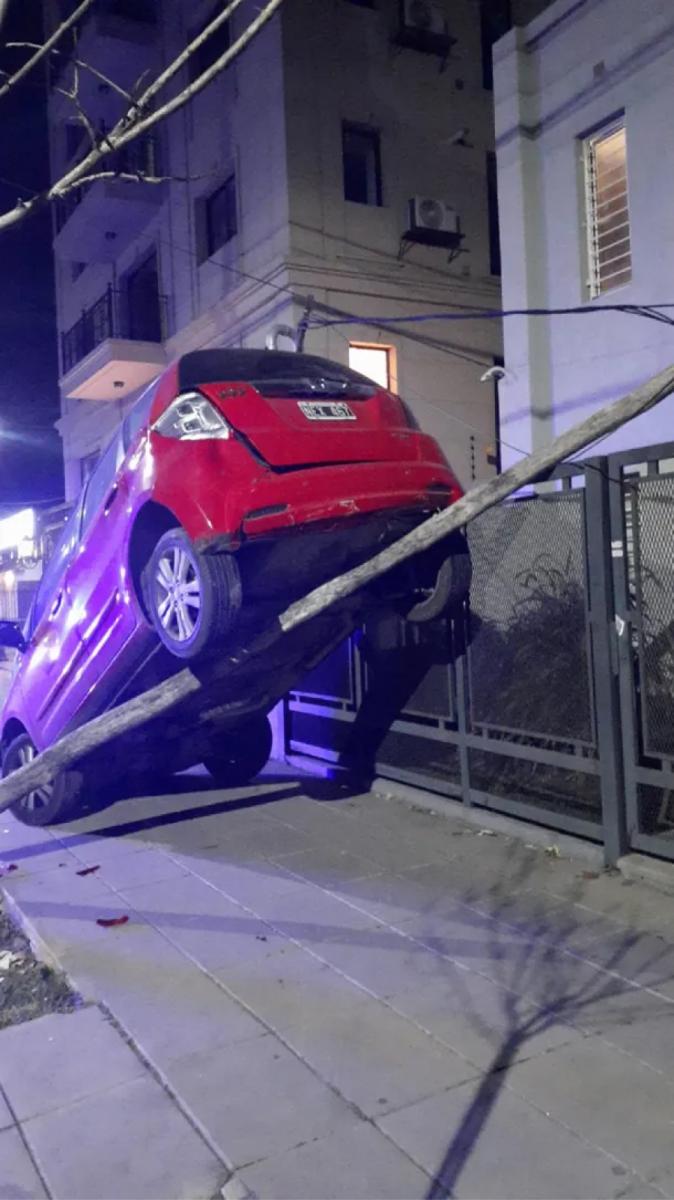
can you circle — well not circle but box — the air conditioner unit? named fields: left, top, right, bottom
left=397, top=0, right=454, bottom=54
left=405, top=196, right=463, bottom=250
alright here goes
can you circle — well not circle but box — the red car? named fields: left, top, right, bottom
left=0, top=349, right=468, bottom=824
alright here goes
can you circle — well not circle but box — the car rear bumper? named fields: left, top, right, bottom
left=191, top=458, right=460, bottom=549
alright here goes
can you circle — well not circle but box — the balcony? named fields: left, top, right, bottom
left=61, top=285, right=168, bottom=401
left=49, top=0, right=158, bottom=91
left=54, top=135, right=164, bottom=262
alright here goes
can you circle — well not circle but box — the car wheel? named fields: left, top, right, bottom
left=406, top=532, right=472, bottom=623
left=2, top=734, right=83, bottom=827
left=143, top=527, right=241, bottom=660
left=203, top=714, right=273, bottom=787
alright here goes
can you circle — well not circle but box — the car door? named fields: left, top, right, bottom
left=55, top=427, right=148, bottom=728
left=15, top=496, right=88, bottom=748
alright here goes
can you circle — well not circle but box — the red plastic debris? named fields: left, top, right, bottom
left=76, top=865, right=101, bottom=876
left=96, top=915, right=129, bottom=928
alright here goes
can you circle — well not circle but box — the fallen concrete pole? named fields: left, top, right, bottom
left=1, top=363, right=673, bottom=813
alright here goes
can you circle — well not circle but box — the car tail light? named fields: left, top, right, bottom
left=154, top=392, right=231, bottom=441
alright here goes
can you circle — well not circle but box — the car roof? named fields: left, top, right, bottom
left=177, top=349, right=375, bottom=389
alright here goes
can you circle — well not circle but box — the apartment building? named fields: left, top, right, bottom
left=494, top=0, right=674, bottom=467
left=45, top=0, right=549, bottom=500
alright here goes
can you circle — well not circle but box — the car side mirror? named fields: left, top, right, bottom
left=0, top=621, right=26, bottom=653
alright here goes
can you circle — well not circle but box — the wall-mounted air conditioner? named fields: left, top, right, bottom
left=396, top=0, right=455, bottom=55
left=404, top=196, right=463, bottom=250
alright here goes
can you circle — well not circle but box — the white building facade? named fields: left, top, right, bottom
left=45, top=0, right=550, bottom=501
left=494, top=0, right=674, bottom=467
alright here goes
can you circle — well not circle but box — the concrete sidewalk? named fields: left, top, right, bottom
left=2, top=769, right=674, bottom=1199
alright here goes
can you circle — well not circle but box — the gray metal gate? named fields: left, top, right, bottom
left=286, top=443, right=674, bottom=865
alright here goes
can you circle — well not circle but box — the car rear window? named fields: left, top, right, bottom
left=178, top=350, right=378, bottom=399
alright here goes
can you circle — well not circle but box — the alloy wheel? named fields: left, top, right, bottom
left=155, top=545, right=202, bottom=643
left=17, top=742, right=54, bottom=813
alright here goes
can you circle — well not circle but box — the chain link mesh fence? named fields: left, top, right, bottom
left=467, top=493, right=594, bottom=745
left=631, top=476, right=674, bottom=759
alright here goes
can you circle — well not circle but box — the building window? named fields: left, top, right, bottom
left=189, top=6, right=231, bottom=82
left=201, top=175, right=238, bottom=258
left=583, top=118, right=631, bottom=296
left=342, top=123, right=382, bottom=206
left=480, top=0, right=511, bottom=90
left=348, top=344, right=395, bottom=390
left=486, top=152, right=501, bottom=276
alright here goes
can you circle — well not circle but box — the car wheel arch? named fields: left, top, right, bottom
left=128, top=501, right=181, bottom=620
left=1, top=718, right=28, bottom=764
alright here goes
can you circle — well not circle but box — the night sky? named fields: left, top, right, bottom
left=0, top=1, right=63, bottom=506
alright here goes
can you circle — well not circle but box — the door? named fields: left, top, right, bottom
left=125, top=251, right=162, bottom=342
left=57, top=429, right=149, bottom=729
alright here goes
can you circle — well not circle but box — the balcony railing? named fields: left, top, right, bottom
left=54, top=135, right=162, bottom=235
left=61, top=285, right=169, bottom=376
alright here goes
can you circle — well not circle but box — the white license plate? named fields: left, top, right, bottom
left=297, top=401, right=356, bottom=421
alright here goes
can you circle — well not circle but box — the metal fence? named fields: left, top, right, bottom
left=285, top=442, right=674, bottom=865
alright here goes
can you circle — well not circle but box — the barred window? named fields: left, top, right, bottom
left=583, top=119, right=631, bottom=296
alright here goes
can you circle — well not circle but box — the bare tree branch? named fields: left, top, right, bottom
left=0, top=0, right=285, bottom=235
left=113, top=0, right=284, bottom=147
left=11, top=41, right=134, bottom=104
left=0, top=0, right=94, bottom=102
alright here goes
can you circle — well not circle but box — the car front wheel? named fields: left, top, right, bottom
left=203, top=714, right=273, bottom=787
left=143, top=527, right=242, bottom=660
left=3, top=734, right=83, bottom=827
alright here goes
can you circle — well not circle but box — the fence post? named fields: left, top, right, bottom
left=584, top=456, right=628, bottom=865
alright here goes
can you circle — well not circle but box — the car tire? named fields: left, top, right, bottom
left=143, top=527, right=242, bottom=660
left=405, top=532, right=472, bottom=623
left=203, top=714, right=273, bottom=787
left=2, top=734, right=84, bottom=827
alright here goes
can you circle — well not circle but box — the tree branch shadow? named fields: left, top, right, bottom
left=419, top=853, right=674, bottom=1198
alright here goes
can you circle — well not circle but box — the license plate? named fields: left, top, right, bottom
left=297, top=401, right=356, bottom=421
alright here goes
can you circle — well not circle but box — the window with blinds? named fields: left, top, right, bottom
left=583, top=119, right=631, bottom=296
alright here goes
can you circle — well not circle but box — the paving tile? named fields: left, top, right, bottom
left=87, top=847, right=190, bottom=892
left=214, top=941, right=362, bottom=1031
left=12, top=894, right=148, bottom=960
left=0, top=1126, right=48, bottom=1199
left=282, top=986, right=476, bottom=1117
left=238, top=1118, right=431, bottom=1199
left=314, top=924, right=452, bottom=999
left=24, top=1074, right=224, bottom=1200
left=0, top=1007, right=144, bottom=1121
left=270, top=845, right=381, bottom=886
left=397, top=907, right=612, bottom=1011
left=172, top=852, right=300, bottom=907
left=578, top=927, right=674, bottom=999
left=249, top=879, right=386, bottom=948
left=0, top=1086, right=13, bottom=1131
left=166, top=1033, right=356, bottom=1167
left=58, top=925, right=266, bottom=1065
left=379, top=1079, right=658, bottom=1200
left=0, top=843, right=81, bottom=878
left=1, top=862, right=114, bottom=906
left=506, top=1037, right=674, bottom=1192
left=117, top=875, right=284, bottom=972
left=388, top=955, right=579, bottom=1069
left=569, top=983, right=674, bottom=1077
